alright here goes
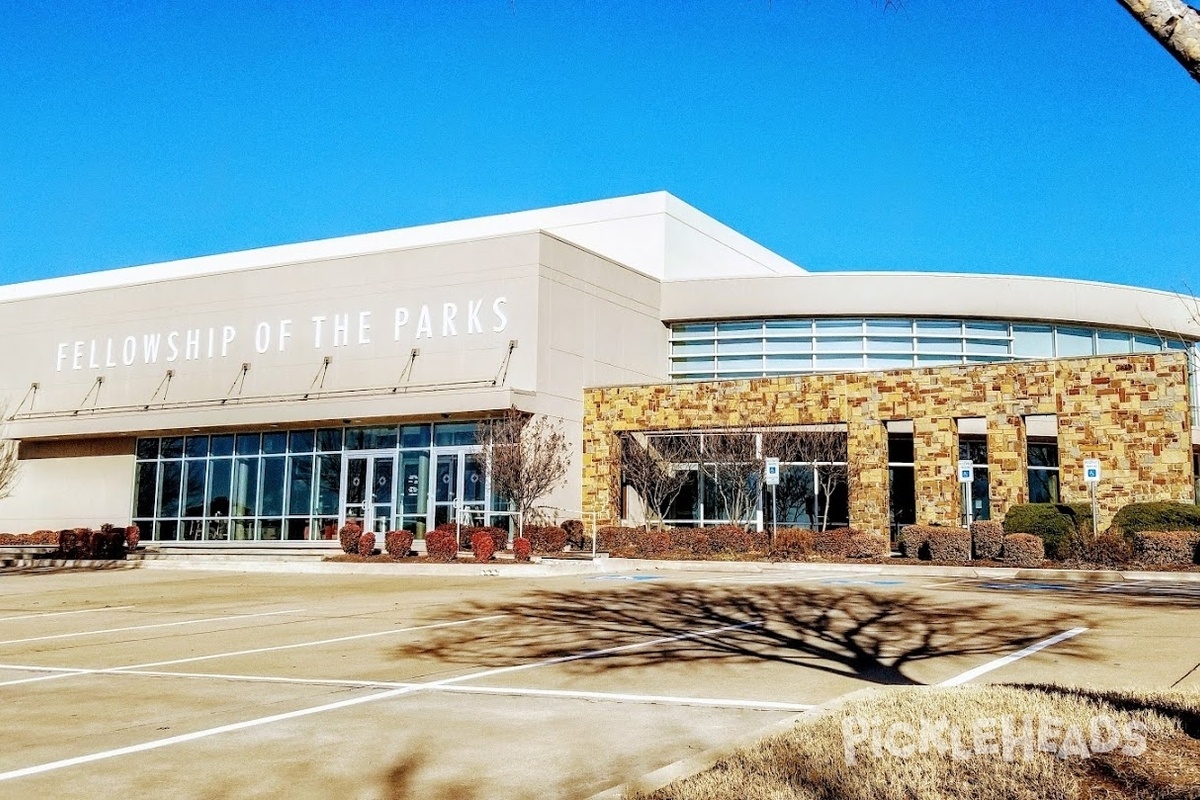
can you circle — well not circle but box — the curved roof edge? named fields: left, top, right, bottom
left=662, top=272, right=1200, bottom=338
left=0, top=192, right=804, bottom=304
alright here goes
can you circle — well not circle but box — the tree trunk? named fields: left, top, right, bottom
left=1117, top=0, right=1200, bottom=83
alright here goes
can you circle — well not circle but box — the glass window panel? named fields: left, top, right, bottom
left=259, top=519, right=283, bottom=541
left=184, top=436, right=208, bottom=459
left=206, top=459, right=232, bottom=517
left=316, top=455, right=341, bottom=515
left=864, top=319, right=913, bottom=335
left=161, top=437, right=184, bottom=459
left=434, top=422, right=477, bottom=446
left=671, top=356, right=716, bottom=369
left=672, top=323, right=715, bottom=338
left=262, top=432, right=288, bottom=455
left=287, top=456, right=314, bottom=516
left=134, top=462, right=158, bottom=518
left=344, top=428, right=364, bottom=450
left=361, top=426, right=398, bottom=450
left=260, top=457, right=286, bottom=516
left=231, top=458, right=258, bottom=516
left=156, top=521, right=178, bottom=541
left=1029, top=469, right=1060, bottom=504
left=915, top=320, right=962, bottom=334
left=815, top=354, right=864, bottom=370
left=815, top=319, right=862, bottom=335
left=776, top=464, right=815, bottom=527
left=716, top=339, right=761, bottom=355
left=345, top=457, right=367, bottom=505
left=865, top=337, right=913, bottom=353
left=764, top=338, right=812, bottom=354
left=317, top=428, right=343, bottom=452
left=463, top=454, right=484, bottom=503
left=889, top=465, right=917, bottom=528
left=399, top=451, right=430, bottom=515
left=814, top=336, right=862, bottom=353
left=1012, top=325, right=1055, bottom=358
left=235, top=433, right=261, bottom=456
left=1132, top=334, right=1162, bottom=352
left=1056, top=327, right=1094, bottom=357
left=964, top=321, right=1009, bottom=336
left=963, top=338, right=1011, bottom=356
left=157, top=461, right=182, bottom=518
left=289, top=430, right=315, bottom=453
left=716, top=321, right=762, bottom=336
left=136, top=438, right=159, bottom=460
left=183, top=460, right=206, bottom=517
left=286, top=519, right=310, bottom=541
left=1028, top=441, right=1059, bottom=468
left=866, top=354, right=914, bottom=370
left=916, top=355, right=963, bottom=366
left=765, top=319, right=812, bottom=335
left=959, top=437, right=988, bottom=463
left=916, top=337, right=962, bottom=353
left=887, top=432, right=914, bottom=464
left=671, top=340, right=714, bottom=356
left=674, top=372, right=716, bottom=381
left=665, top=469, right=700, bottom=523
left=764, top=354, right=813, bottom=372
left=231, top=519, right=256, bottom=541
left=399, top=424, right=431, bottom=448
left=715, top=355, right=762, bottom=371
left=1165, top=339, right=1187, bottom=351
left=210, top=434, right=235, bottom=457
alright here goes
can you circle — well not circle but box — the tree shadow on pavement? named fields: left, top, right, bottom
left=388, top=583, right=1094, bottom=686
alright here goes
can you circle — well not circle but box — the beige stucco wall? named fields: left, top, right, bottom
left=583, top=352, right=1195, bottom=534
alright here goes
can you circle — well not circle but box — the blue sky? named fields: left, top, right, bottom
left=1, top=2, right=1197, bottom=291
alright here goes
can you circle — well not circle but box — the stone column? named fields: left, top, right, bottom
left=913, top=417, right=960, bottom=525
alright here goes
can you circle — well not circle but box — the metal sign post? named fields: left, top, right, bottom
left=957, top=459, right=974, bottom=528
left=1084, top=458, right=1102, bottom=535
left=764, top=458, right=780, bottom=543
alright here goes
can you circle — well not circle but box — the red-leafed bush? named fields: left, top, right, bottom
left=706, top=525, right=755, bottom=554
left=338, top=523, right=363, bottom=555
left=970, top=521, right=1004, bottom=561
left=513, top=537, right=532, bottom=562
left=847, top=532, right=889, bottom=559
left=0, top=531, right=61, bottom=546
left=468, top=526, right=510, bottom=552
left=385, top=530, right=414, bottom=559
left=1082, top=532, right=1133, bottom=567
left=771, top=528, right=814, bottom=561
left=471, top=531, right=496, bottom=562
left=425, top=529, right=458, bottom=562
left=57, top=529, right=79, bottom=558
left=899, top=525, right=933, bottom=559
left=643, top=530, right=671, bottom=555
left=31, top=529, right=58, bottom=544
left=1134, top=531, right=1200, bottom=565
left=524, top=525, right=568, bottom=553
left=813, top=527, right=857, bottom=559
left=926, top=528, right=972, bottom=562
left=595, top=527, right=643, bottom=552
left=357, top=532, right=376, bottom=556
left=125, top=525, right=141, bottom=551
left=1002, top=533, right=1045, bottom=566
left=668, top=527, right=710, bottom=556
left=562, top=519, right=585, bottom=549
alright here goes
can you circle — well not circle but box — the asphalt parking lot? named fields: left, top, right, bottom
left=0, top=565, right=1196, bottom=799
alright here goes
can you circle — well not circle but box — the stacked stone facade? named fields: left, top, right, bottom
left=582, top=352, right=1195, bottom=534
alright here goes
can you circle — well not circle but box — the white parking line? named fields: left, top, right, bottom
left=0, top=619, right=762, bottom=782
left=921, top=579, right=968, bottom=589
left=939, top=627, right=1088, bottom=687
left=694, top=574, right=842, bottom=585
left=0, top=606, right=135, bottom=622
left=0, top=609, right=305, bottom=647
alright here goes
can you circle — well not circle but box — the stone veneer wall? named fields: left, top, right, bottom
left=582, top=352, right=1195, bottom=534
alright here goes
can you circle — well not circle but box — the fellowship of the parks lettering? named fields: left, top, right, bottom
left=53, top=296, right=510, bottom=372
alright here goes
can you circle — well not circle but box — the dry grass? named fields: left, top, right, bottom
left=633, top=685, right=1200, bottom=800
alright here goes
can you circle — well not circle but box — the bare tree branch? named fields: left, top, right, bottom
left=0, top=404, right=18, bottom=501
left=1117, top=0, right=1200, bottom=83
left=478, top=409, right=570, bottom=526
left=619, top=433, right=690, bottom=530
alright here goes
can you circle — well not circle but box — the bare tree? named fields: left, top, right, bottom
left=477, top=409, right=570, bottom=528
left=0, top=404, right=17, bottom=501
left=678, top=432, right=762, bottom=529
left=619, top=433, right=690, bottom=530
left=794, top=428, right=850, bottom=533
left=1118, top=0, right=1200, bottom=82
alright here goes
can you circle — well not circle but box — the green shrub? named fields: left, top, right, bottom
left=1111, top=502, right=1200, bottom=539
left=1002, top=533, right=1045, bottom=566
left=1002, top=504, right=1075, bottom=559
left=969, top=521, right=1004, bottom=560
left=1064, top=502, right=1095, bottom=536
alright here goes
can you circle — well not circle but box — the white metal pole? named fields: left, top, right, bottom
left=1091, top=482, right=1099, bottom=537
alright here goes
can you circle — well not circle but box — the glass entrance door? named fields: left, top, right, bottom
left=431, top=449, right=486, bottom=529
left=341, top=451, right=395, bottom=534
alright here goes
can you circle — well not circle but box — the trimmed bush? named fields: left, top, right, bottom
left=1112, top=502, right=1200, bottom=538
left=474, top=526, right=510, bottom=552
left=668, top=527, right=711, bottom=556
left=596, top=526, right=643, bottom=552
left=813, top=527, right=857, bottom=559
left=57, top=529, right=79, bottom=558
left=425, top=529, right=458, bottom=562
left=524, top=525, right=568, bottom=553
left=898, top=525, right=933, bottom=559
left=384, top=530, right=414, bottom=559
left=1003, top=504, right=1075, bottom=559
left=513, top=537, right=532, bottom=562
left=642, top=530, right=671, bottom=555
left=1082, top=532, right=1133, bottom=568
left=1133, top=531, right=1200, bottom=566
left=706, top=525, right=769, bottom=554
left=562, top=519, right=585, bottom=549
left=471, top=530, right=496, bottom=562
left=970, top=521, right=1004, bottom=561
left=847, top=532, right=889, bottom=559
left=357, top=532, right=376, bottom=557
left=926, top=528, right=972, bottom=562
left=1002, top=533, right=1045, bottom=566
left=125, top=524, right=141, bottom=551
left=770, top=528, right=813, bottom=561
left=338, top=523, right=363, bottom=555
